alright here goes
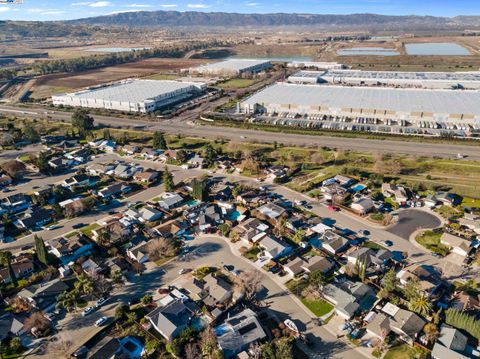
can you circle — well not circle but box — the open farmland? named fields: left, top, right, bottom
left=29, top=57, right=212, bottom=100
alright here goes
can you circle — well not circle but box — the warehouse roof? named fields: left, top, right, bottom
left=59, top=79, right=198, bottom=103
left=242, top=83, right=480, bottom=115
left=322, top=69, right=480, bottom=82
left=194, top=59, right=270, bottom=72
left=289, top=71, right=326, bottom=79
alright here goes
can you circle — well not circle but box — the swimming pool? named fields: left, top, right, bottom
left=227, top=210, right=241, bottom=221
left=351, top=184, right=366, bottom=192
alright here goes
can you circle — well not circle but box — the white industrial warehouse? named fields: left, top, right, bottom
left=287, top=61, right=344, bottom=70
left=240, top=83, right=480, bottom=135
left=52, top=79, right=206, bottom=113
left=189, top=59, right=272, bottom=76
left=288, top=69, right=480, bottom=89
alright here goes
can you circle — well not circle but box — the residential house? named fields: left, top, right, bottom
left=334, top=174, right=356, bottom=188
left=320, top=182, right=347, bottom=202
left=2, top=193, right=30, bottom=213
left=153, top=219, right=188, bottom=239
left=97, top=182, right=131, bottom=199
left=366, top=313, right=391, bottom=341
left=140, top=147, right=161, bottom=159
left=233, top=217, right=269, bottom=244
left=382, top=183, right=409, bottom=205
left=301, top=256, right=335, bottom=275
left=180, top=277, right=207, bottom=301
left=203, top=273, right=233, bottom=307
left=459, top=213, right=480, bottom=234
left=258, top=236, right=292, bottom=260
left=62, top=174, right=92, bottom=190
left=216, top=308, right=267, bottom=358
left=87, top=163, right=115, bottom=176
left=257, top=201, right=286, bottom=221
left=0, top=313, right=25, bottom=340
left=34, top=184, right=54, bottom=199
left=351, top=197, right=375, bottom=215
left=431, top=325, right=470, bottom=359
left=187, top=154, right=205, bottom=168
left=126, top=207, right=163, bottom=223
left=310, top=222, right=334, bottom=235
left=126, top=241, right=149, bottom=264
left=81, top=258, right=102, bottom=276
left=17, top=279, right=69, bottom=312
left=197, top=205, right=224, bottom=232
left=48, top=234, right=94, bottom=264
left=381, top=303, right=426, bottom=345
left=436, top=192, right=458, bottom=206
left=111, top=163, right=138, bottom=180
left=452, top=291, right=480, bottom=312
left=345, top=247, right=393, bottom=272
left=65, top=148, right=92, bottom=163
left=16, top=207, right=52, bottom=229
left=157, top=192, right=184, bottom=210
left=322, top=230, right=349, bottom=255
left=122, top=145, right=140, bottom=155
left=133, top=170, right=160, bottom=185
left=284, top=257, right=306, bottom=277
left=265, top=165, right=288, bottom=182
left=146, top=298, right=194, bottom=340
left=423, top=194, right=439, bottom=208
left=440, top=233, right=472, bottom=257
left=396, top=264, right=441, bottom=295
left=323, top=281, right=375, bottom=319
left=0, top=257, right=34, bottom=284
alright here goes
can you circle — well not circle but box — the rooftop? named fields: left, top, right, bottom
left=193, top=59, right=270, bottom=72
left=57, top=79, right=199, bottom=103
left=242, top=83, right=480, bottom=116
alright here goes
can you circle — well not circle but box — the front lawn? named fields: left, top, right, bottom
left=434, top=205, right=463, bottom=220
left=300, top=298, right=333, bottom=317
left=216, top=78, right=257, bottom=89
left=384, top=344, right=427, bottom=359
left=461, top=197, right=480, bottom=209
left=242, top=246, right=261, bottom=261
left=415, top=230, right=449, bottom=256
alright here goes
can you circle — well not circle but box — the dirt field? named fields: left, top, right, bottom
left=29, top=57, right=213, bottom=99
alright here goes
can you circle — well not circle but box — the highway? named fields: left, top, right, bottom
left=1, top=104, right=479, bottom=160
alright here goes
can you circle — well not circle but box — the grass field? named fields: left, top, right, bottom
left=416, top=230, right=449, bottom=256
left=300, top=298, right=334, bottom=317
left=216, top=78, right=258, bottom=89
left=384, top=344, right=427, bottom=359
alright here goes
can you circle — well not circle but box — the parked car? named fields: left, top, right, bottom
left=382, top=240, right=393, bottom=247
left=178, top=268, right=191, bottom=275
left=72, top=346, right=88, bottom=358
left=94, top=316, right=108, bottom=327
left=95, top=297, right=109, bottom=307
left=327, top=205, right=339, bottom=212
left=81, top=306, right=94, bottom=317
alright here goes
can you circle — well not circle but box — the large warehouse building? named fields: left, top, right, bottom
left=292, top=69, right=480, bottom=89
left=52, top=79, right=206, bottom=113
left=189, top=59, right=271, bottom=76
left=240, top=83, right=480, bottom=136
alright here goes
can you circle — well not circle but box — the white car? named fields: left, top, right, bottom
left=95, top=297, right=109, bottom=308
left=94, top=316, right=108, bottom=327
left=178, top=268, right=190, bottom=275
left=81, top=306, right=94, bottom=317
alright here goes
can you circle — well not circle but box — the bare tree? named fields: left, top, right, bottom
left=146, top=237, right=177, bottom=261
left=238, top=270, right=263, bottom=302
left=24, top=312, right=51, bottom=334
left=1, top=160, right=27, bottom=179
left=185, top=342, right=200, bottom=359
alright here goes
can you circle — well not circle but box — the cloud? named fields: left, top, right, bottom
left=0, top=6, right=9, bottom=13
left=89, top=1, right=112, bottom=7
left=159, top=4, right=177, bottom=8
left=246, top=2, right=259, bottom=6
left=72, top=1, right=91, bottom=5
left=187, top=3, right=209, bottom=8
left=125, top=3, right=152, bottom=7
left=42, top=10, right=67, bottom=15
left=26, top=8, right=66, bottom=15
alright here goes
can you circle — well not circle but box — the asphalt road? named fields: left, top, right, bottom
left=1, top=104, right=479, bottom=160
left=388, top=209, right=442, bottom=239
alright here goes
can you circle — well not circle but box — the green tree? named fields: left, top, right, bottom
left=34, top=152, right=51, bottom=175
left=163, top=166, right=174, bottom=192
left=0, top=251, right=17, bottom=287
left=23, top=124, right=40, bottom=143
left=408, top=293, right=432, bottom=317
left=403, top=278, right=421, bottom=301
left=152, top=131, right=167, bottom=150
left=56, top=290, right=77, bottom=312
left=74, top=273, right=94, bottom=296
left=382, top=268, right=399, bottom=293
left=203, top=144, right=216, bottom=167
left=115, top=303, right=128, bottom=319
left=141, top=294, right=153, bottom=306
left=35, top=235, right=49, bottom=265
left=192, top=177, right=208, bottom=201
left=423, top=323, right=439, bottom=344
left=72, top=109, right=94, bottom=138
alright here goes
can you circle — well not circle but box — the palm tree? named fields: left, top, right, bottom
left=408, top=293, right=432, bottom=317
left=0, top=251, right=17, bottom=287
left=423, top=322, right=440, bottom=344
left=56, top=291, right=77, bottom=312
left=74, top=273, right=94, bottom=296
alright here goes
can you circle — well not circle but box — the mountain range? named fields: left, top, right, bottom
left=66, top=11, right=480, bottom=29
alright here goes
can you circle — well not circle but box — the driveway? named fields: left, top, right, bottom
left=387, top=209, right=442, bottom=239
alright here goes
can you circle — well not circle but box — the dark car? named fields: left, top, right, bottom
left=72, top=223, right=84, bottom=229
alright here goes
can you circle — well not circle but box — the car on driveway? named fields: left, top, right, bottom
left=94, top=316, right=108, bottom=327
left=81, top=306, right=94, bottom=317
left=179, top=268, right=191, bottom=275
left=382, top=240, right=393, bottom=247
left=327, top=205, right=339, bottom=212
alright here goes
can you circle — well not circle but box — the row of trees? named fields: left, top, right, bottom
left=445, top=308, right=480, bottom=340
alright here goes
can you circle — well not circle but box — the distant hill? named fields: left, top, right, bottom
left=66, top=11, right=479, bottom=29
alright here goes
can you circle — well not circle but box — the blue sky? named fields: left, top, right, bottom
left=0, top=0, right=478, bottom=21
